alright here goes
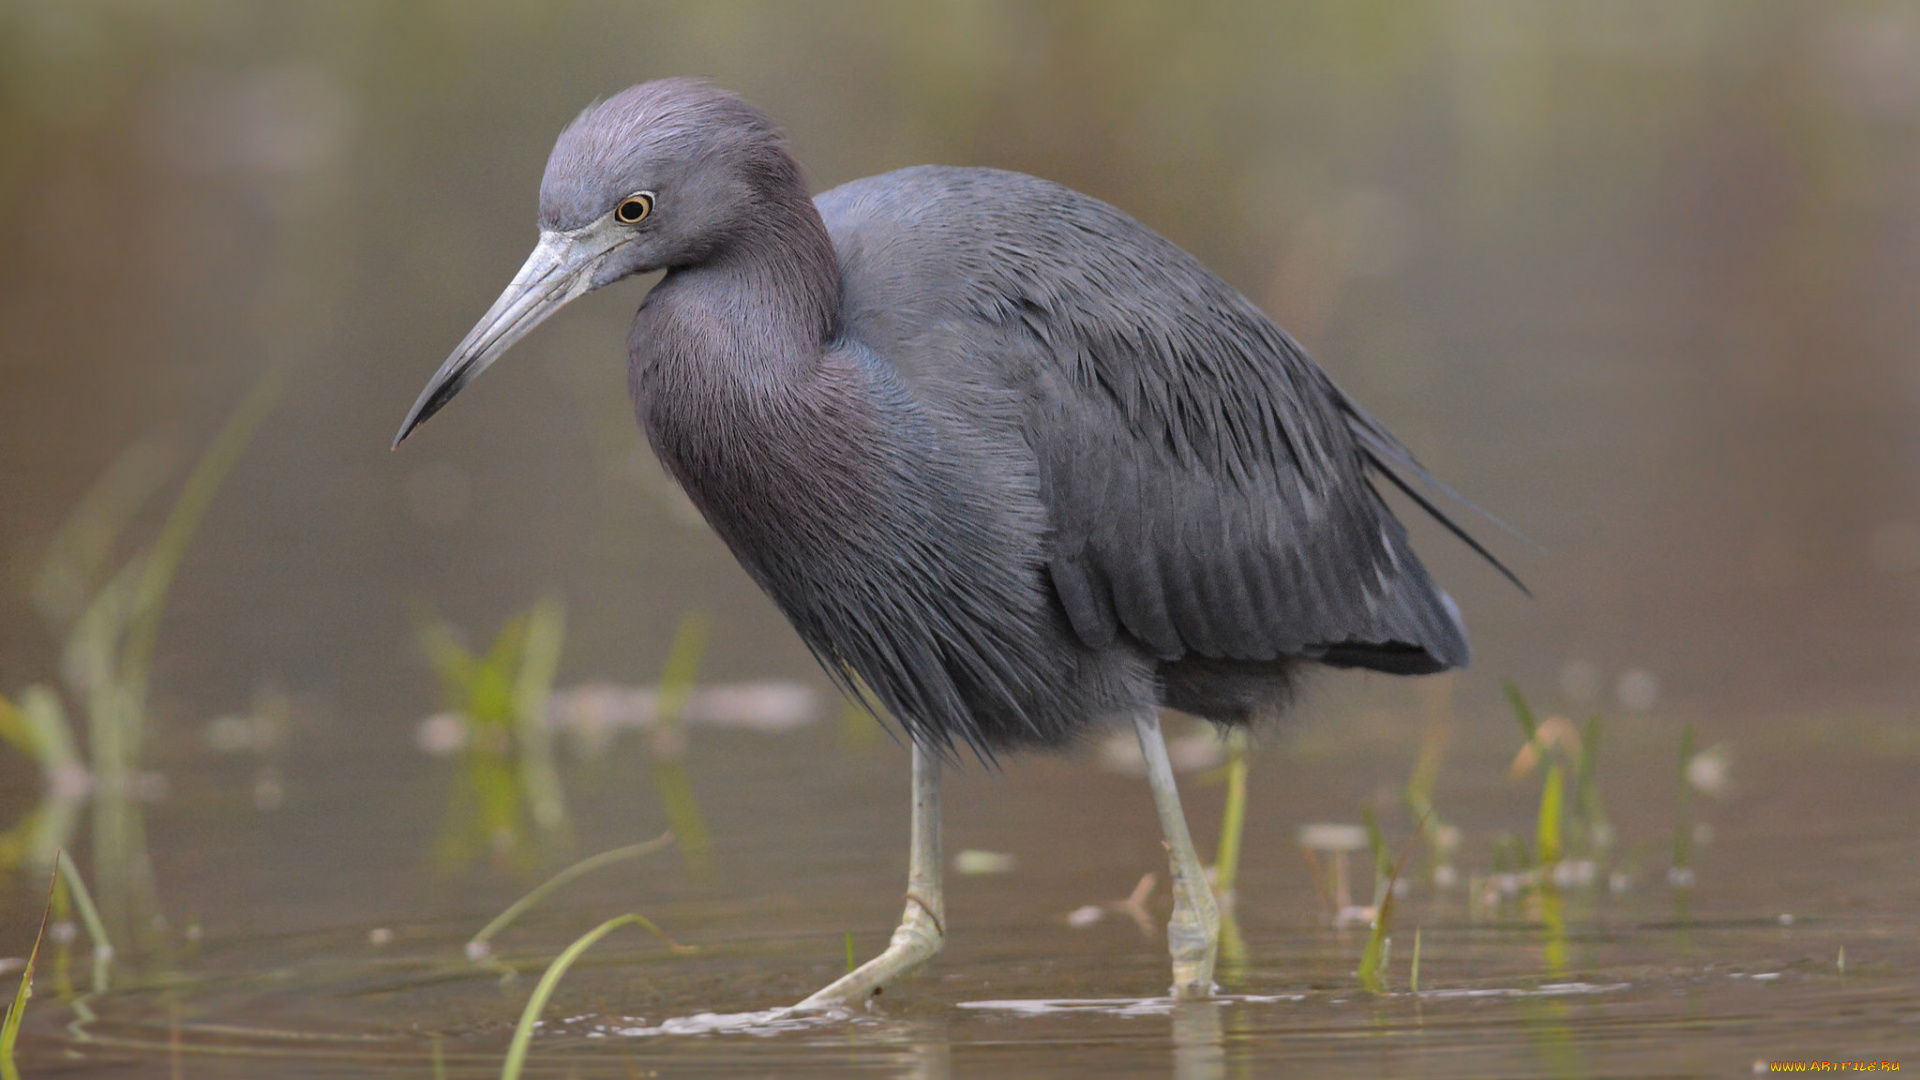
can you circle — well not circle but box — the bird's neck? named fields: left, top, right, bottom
left=629, top=196, right=880, bottom=544
left=636, top=193, right=839, bottom=391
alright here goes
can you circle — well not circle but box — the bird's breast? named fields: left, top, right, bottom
left=631, top=342, right=892, bottom=580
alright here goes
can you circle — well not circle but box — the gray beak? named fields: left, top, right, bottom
left=393, top=226, right=622, bottom=447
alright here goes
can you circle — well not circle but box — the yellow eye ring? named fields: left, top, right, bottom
left=614, top=191, right=654, bottom=224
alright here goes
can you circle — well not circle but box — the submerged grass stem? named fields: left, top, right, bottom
left=499, top=913, right=672, bottom=1080
left=53, top=851, right=111, bottom=994
left=652, top=612, right=714, bottom=879
left=468, top=833, right=674, bottom=959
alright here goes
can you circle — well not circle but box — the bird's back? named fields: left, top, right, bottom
left=817, top=166, right=1474, bottom=724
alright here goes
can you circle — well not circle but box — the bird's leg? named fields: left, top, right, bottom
left=793, top=741, right=944, bottom=1011
left=1133, top=710, right=1220, bottom=998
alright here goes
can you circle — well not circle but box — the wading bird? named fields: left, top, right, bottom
left=396, top=79, right=1511, bottom=1009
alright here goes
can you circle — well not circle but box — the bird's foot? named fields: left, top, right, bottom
left=793, top=893, right=945, bottom=1011
left=1165, top=865, right=1220, bottom=998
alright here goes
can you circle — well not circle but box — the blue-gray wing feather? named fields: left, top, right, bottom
left=818, top=166, right=1472, bottom=674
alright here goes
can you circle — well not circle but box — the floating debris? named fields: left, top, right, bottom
left=1064, top=873, right=1157, bottom=934
left=1298, top=823, right=1368, bottom=851
left=415, top=712, right=468, bottom=756
left=413, top=681, right=822, bottom=757
left=1551, top=859, right=1597, bottom=888
left=959, top=994, right=1303, bottom=1017
left=1686, top=744, right=1732, bottom=797
left=1298, top=823, right=1370, bottom=925
left=1416, top=981, right=1629, bottom=1000
left=549, top=681, right=821, bottom=735
left=1066, top=905, right=1104, bottom=929
left=1508, top=715, right=1580, bottom=780
left=953, top=850, right=1016, bottom=875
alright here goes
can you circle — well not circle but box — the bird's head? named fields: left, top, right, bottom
left=394, top=78, right=802, bottom=447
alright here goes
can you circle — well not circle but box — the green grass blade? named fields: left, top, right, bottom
left=1673, top=722, right=1697, bottom=875
left=1574, top=715, right=1599, bottom=807
left=1404, top=726, right=1452, bottom=869
left=19, top=687, right=79, bottom=775
left=656, top=611, right=711, bottom=726
left=29, top=439, right=174, bottom=633
left=512, top=595, right=566, bottom=727
left=652, top=757, right=713, bottom=880
left=414, top=613, right=479, bottom=707
left=53, top=852, right=111, bottom=994
left=1361, top=806, right=1390, bottom=908
left=1356, top=811, right=1392, bottom=993
left=468, top=834, right=673, bottom=958
left=1576, top=714, right=1609, bottom=854
left=0, top=689, right=86, bottom=875
left=1213, top=730, right=1249, bottom=896
left=2, top=860, right=61, bottom=1080
left=0, top=695, right=36, bottom=760
left=1502, top=680, right=1538, bottom=744
left=1405, top=726, right=1447, bottom=810
left=652, top=612, right=713, bottom=877
left=1356, top=869, right=1397, bottom=994
left=1357, top=817, right=1428, bottom=994
left=1409, top=926, right=1422, bottom=993
left=512, top=595, right=569, bottom=834
left=1357, top=892, right=1392, bottom=993
left=499, top=913, right=669, bottom=1080
left=1535, top=764, right=1565, bottom=867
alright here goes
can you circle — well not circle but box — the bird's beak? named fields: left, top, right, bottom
left=393, top=225, right=625, bottom=447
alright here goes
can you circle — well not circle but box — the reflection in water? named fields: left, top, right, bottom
left=1, top=367, right=286, bottom=963
left=417, top=596, right=572, bottom=873
left=1172, top=1000, right=1225, bottom=1080
left=649, top=611, right=716, bottom=882
left=1518, top=997, right=1588, bottom=1080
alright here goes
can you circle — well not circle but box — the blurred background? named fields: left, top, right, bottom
left=0, top=1, right=1917, bottom=1066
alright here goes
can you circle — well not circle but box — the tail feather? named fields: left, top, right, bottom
left=1339, top=397, right=1532, bottom=595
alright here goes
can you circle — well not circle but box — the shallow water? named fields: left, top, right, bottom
left=8, top=712, right=1917, bottom=1077
left=4, top=4, right=1920, bottom=1077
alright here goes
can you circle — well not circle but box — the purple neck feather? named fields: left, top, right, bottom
left=627, top=173, right=876, bottom=547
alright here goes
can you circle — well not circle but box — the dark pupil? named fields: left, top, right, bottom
left=619, top=198, right=646, bottom=222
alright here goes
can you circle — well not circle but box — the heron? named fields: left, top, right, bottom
left=395, top=78, right=1513, bottom=1009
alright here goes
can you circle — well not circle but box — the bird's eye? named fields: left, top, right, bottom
left=614, top=192, right=654, bottom=225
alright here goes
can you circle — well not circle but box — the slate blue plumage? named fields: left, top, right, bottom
left=401, top=79, right=1503, bottom=758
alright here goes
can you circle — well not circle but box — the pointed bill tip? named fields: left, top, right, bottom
left=391, top=371, right=463, bottom=449
left=392, top=227, right=610, bottom=453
